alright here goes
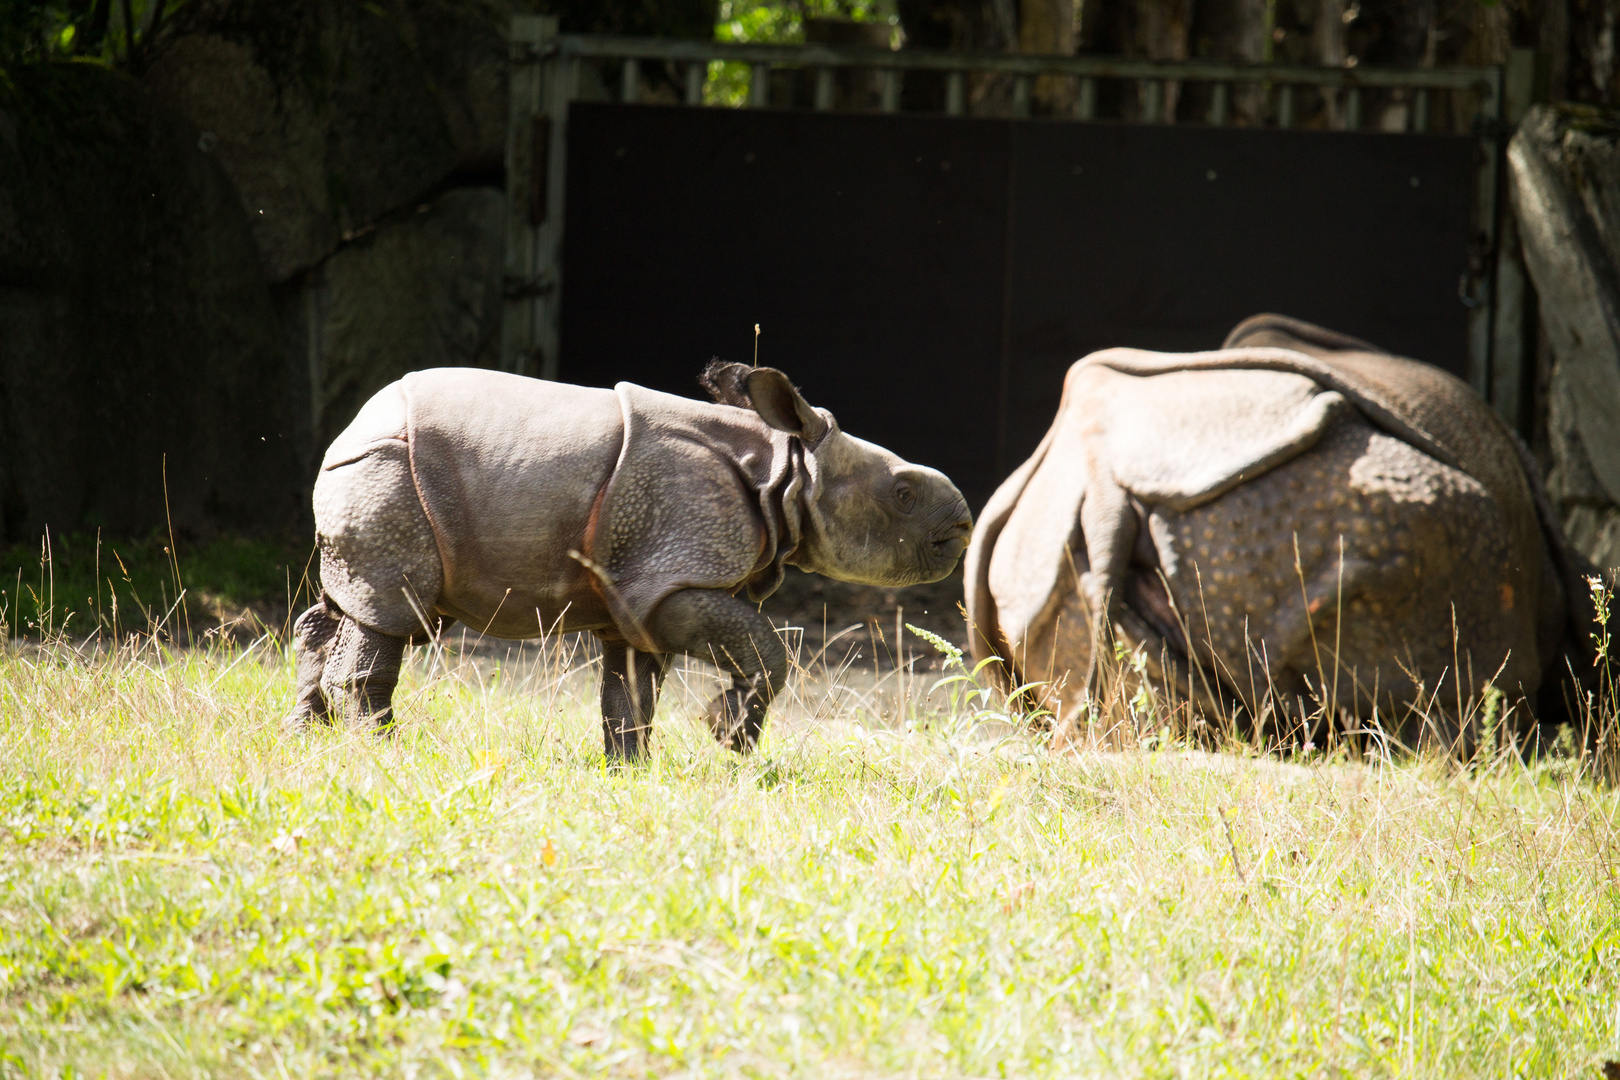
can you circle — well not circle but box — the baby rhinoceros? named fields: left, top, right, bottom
left=287, top=362, right=972, bottom=756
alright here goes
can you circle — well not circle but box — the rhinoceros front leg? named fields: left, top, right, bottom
left=599, top=641, right=670, bottom=759
left=648, top=588, right=787, bottom=754
left=319, top=615, right=406, bottom=731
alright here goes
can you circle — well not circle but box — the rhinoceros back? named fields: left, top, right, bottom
left=401, top=369, right=624, bottom=638
left=314, top=369, right=625, bottom=639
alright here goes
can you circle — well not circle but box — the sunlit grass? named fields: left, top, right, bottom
left=1, top=624, right=1617, bottom=1078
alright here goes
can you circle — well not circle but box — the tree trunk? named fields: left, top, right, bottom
left=1314, top=0, right=1347, bottom=127
left=1570, top=0, right=1617, bottom=104
left=1183, top=0, right=1267, bottom=123
left=1081, top=0, right=1193, bottom=120
left=1019, top=0, right=1077, bottom=112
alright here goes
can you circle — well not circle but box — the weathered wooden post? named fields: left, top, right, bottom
left=503, top=15, right=565, bottom=379
left=1489, top=47, right=1542, bottom=432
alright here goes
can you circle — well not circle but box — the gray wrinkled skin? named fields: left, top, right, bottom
left=966, top=315, right=1589, bottom=746
left=286, top=363, right=972, bottom=755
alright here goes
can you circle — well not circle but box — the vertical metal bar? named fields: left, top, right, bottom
left=1140, top=79, right=1162, bottom=122
left=1276, top=84, right=1294, bottom=128
left=1208, top=82, right=1229, bottom=125
left=502, top=15, right=554, bottom=376
left=945, top=70, right=965, bottom=115
left=620, top=58, right=640, bottom=104
left=1490, top=211, right=1529, bottom=431
left=815, top=67, right=835, bottom=110
left=749, top=62, right=770, bottom=107
left=1411, top=88, right=1428, bottom=132
left=1466, top=70, right=1503, bottom=401
left=1489, top=50, right=1541, bottom=430
left=881, top=69, right=900, bottom=113
left=1076, top=77, right=1096, bottom=120
left=1344, top=87, right=1361, bottom=129
left=685, top=61, right=705, bottom=105
left=1013, top=75, right=1031, bottom=117
left=1503, top=46, right=1537, bottom=124
left=536, top=50, right=573, bottom=381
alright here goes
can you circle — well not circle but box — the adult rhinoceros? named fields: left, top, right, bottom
left=965, top=314, right=1592, bottom=743
left=289, top=362, right=972, bottom=756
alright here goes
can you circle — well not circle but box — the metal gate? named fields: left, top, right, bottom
left=502, top=20, right=1536, bottom=500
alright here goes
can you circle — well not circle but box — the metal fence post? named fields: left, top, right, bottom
left=1466, top=71, right=1504, bottom=402
left=501, top=15, right=557, bottom=377
left=1489, top=47, right=1542, bottom=431
left=1076, top=77, right=1095, bottom=120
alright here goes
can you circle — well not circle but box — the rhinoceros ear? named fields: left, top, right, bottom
left=744, top=367, right=831, bottom=446
left=698, top=359, right=755, bottom=408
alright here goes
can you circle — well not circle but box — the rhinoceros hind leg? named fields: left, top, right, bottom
left=600, top=640, right=669, bottom=759
left=320, top=615, right=406, bottom=731
left=285, top=596, right=342, bottom=733
left=649, top=588, right=787, bottom=754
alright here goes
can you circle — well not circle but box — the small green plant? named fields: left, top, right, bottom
left=1477, top=682, right=1504, bottom=763
left=1589, top=573, right=1618, bottom=780
left=1114, top=636, right=1160, bottom=731
left=1592, top=573, right=1613, bottom=667
left=906, top=621, right=1050, bottom=735
left=1, top=0, right=176, bottom=68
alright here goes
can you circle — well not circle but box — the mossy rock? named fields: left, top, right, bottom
left=0, top=63, right=303, bottom=545
left=276, top=186, right=507, bottom=449
left=141, top=0, right=470, bottom=282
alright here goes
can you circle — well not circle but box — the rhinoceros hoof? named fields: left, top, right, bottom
left=705, top=690, right=764, bottom=754
left=603, top=720, right=652, bottom=760
left=282, top=702, right=329, bottom=736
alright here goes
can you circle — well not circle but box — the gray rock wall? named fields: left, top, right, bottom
left=0, top=64, right=304, bottom=543
left=281, top=189, right=507, bottom=452
left=141, top=0, right=509, bottom=284
left=142, top=0, right=519, bottom=463
left=0, top=0, right=716, bottom=549
left=1510, top=104, right=1620, bottom=572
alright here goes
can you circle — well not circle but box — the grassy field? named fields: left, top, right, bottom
left=1, top=620, right=1617, bottom=1079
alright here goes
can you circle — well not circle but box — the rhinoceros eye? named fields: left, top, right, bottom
left=894, top=480, right=917, bottom=514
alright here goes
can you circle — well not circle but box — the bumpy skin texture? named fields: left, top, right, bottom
left=287, top=364, right=971, bottom=755
left=285, top=598, right=341, bottom=732
left=599, top=642, right=670, bottom=758
left=966, top=315, right=1585, bottom=743
left=320, top=617, right=406, bottom=730
left=647, top=588, right=788, bottom=753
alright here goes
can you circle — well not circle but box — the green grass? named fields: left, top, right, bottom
left=1, top=629, right=1617, bottom=1078
left=0, top=532, right=313, bottom=640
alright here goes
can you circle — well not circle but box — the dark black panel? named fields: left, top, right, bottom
left=1003, top=123, right=1476, bottom=467
left=561, top=103, right=1012, bottom=502
left=561, top=103, right=1479, bottom=504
